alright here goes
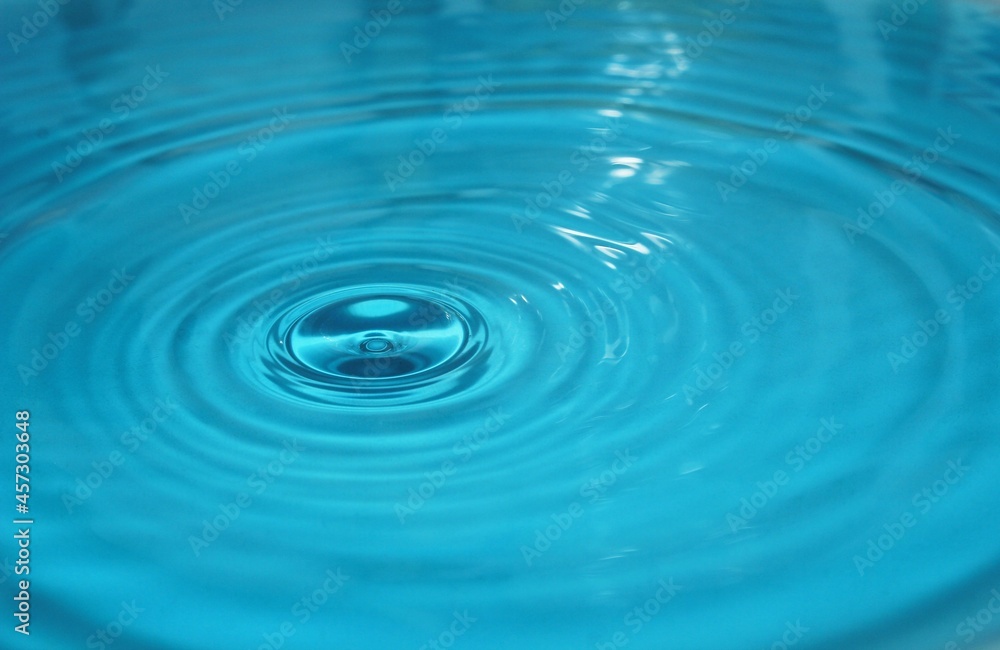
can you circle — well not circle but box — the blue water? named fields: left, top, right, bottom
left=3, top=0, right=1000, bottom=648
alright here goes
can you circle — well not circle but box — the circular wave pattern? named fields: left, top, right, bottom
left=2, top=2, right=1000, bottom=650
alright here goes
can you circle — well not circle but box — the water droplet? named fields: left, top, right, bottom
left=281, top=289, right=475, bottom=382
left=360, top=337, right=393, bottom=354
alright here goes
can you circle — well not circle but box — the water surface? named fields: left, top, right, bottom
left=2, top=0, right=1000, bottom=648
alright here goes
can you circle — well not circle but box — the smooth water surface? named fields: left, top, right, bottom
left=2, top=0, right=1000, bottom=648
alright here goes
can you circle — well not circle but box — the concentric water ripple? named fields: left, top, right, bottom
left=3, top=1, right=1000, bottom=649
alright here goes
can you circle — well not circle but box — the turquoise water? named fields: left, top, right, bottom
left=3, top=0, right=1000, bottom=648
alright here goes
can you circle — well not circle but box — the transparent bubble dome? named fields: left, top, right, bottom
left=264, top=286, right=488, bottom=406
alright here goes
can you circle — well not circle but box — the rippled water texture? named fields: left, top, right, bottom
left=3, top=0, right=1000, bottom=648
